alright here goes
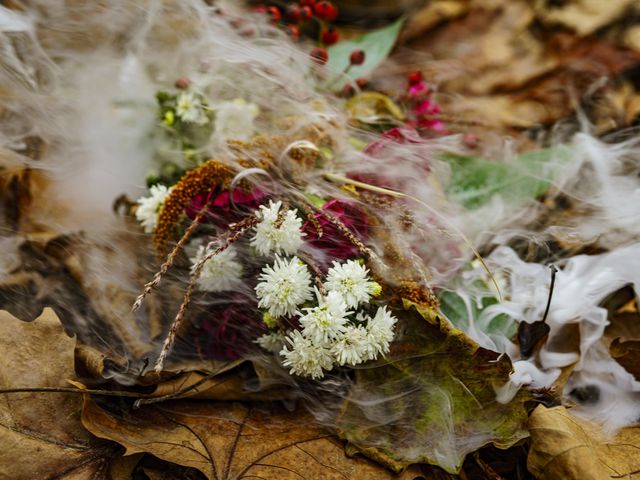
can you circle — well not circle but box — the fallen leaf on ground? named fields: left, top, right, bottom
left=0, top=308, right=118, bottom=479
left=528, top=405, right=640, bottom=479
left=82, top=398, right=422, bottom=480
left=336, top=301, right=531, bottom=474
left=534, top=0, right=636, bottom=36
left=602, top=286, right=640, bottom=380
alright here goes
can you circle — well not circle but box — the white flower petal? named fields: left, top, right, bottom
left=191, top=244, right=243, bottom=292
left=255, top=256, right=313, bottom=317
left=280, top=330, right=333, bottom=379
left=325, top=260, right=379, bottom=308
left=135, top=185, right=172, bottom=233
left=250, top=200, right=304, bottom=256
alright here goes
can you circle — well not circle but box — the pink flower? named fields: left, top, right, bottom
left=303, top=199, right=368, bottom=263
left=408, top=81, right=430, bottom=98
left=186, top=186, right=265, bottom=228
left=405, top=80, right=449, bottom=135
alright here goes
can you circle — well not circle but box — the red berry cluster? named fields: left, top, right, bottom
left=254, top=1, right=346, bottom=67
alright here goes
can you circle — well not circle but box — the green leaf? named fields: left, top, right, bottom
left=336, top=301, right=530, bottom=474
left=326, top=18, right=404, bottom=81
left=439, top=290, right=517, bottom=340
left=442, top=146, right=572, bottom=210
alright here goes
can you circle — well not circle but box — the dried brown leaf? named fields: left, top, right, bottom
left=602, top=286, right=640, bottom=381
left=534, top=0, right=636, bottom=36
left=81, top=399, right=422, bottom=480
left=147, top=369, right=290, bottom=402
left=528, top=405, right=640, bottom=479
left=0, top=308, right=117, bottom=479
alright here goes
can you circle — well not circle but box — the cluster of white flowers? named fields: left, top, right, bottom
left=250, top=200, right=305, bottom=256
left=190, top=244, right=243, bottom=293
left=176, top=91, right=209, bottom=125
left=135, top=184, right=172, bottom=233
left=255, top=255, right=397, bottom=379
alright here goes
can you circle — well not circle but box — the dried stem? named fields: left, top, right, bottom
left=299, top=201, right=323, bottom=238
left=132, top=202, right=211, bottom=312
left=0, top=387, right=144, bottom=397
left=1, top=371, right=222, bottom=407
left=301, top=254, right=327, bottom=296
left=153, top=215, right=258, bottom=373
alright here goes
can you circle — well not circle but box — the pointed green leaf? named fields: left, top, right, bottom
left=326, top=18, right=404, bottom=81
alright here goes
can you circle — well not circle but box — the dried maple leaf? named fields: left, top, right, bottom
left=0, top=308, right=119, bottom=479
left=528, top=405, right=640, bottom=479
left=81, top=398, right=423, bottom=480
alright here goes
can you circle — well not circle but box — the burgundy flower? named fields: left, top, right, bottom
left=186, top=186, right=265, bottom=228
left=303, top=199, right=368, bottom=263
left=196, top=295, right=265, bottom=361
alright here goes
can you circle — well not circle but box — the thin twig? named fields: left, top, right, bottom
left=541, top=264, right=558, bottom=324
left=153, top=216, right=258, bottom=373
left=132, top=201, right=211, bottom=312
left=133, top=371, right=220, bottom=408
left=1, top=372, right=223, bottom=407
left=0, top=387, right=145, bottom=398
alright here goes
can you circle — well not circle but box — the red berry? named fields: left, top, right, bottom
left=349, top=50, right=365, bottom=65
left=300, top=5, right=313, bottom=21
left=174, top=77, right=190, bottom=90
left=408, top=70, right=423, bottom=86
left=314, top=1, right=338, bottom=22
left=288, top=24, right=300, bottom=40
left=300, top=0, right=316, bottom=6
left=310, top=47, right=328, bottom=65
left=355, top=77, right=368, bottom=89
left=322, top=27, right=339, bottom=46
left=340, top=83, right=355, bottom=97
left=267, top=6, right=281, bottom=23
left=286, top=5, right=301, bottom=23
left=254, top=5, right=268, bottom=13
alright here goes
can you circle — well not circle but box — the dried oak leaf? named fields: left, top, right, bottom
left=81, top=399, right=422, bottom=480
left=336, top=301, right=531, bottom=474
left=528, top=405, right=640, bottom=479
left=0, top=308, right=118, bottom=479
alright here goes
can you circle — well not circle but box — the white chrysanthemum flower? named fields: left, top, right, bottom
left=250, top=200, right=304, bottom=256
left=190, top=245, right=242, bottom=292
left=213, top=98, right=259, bottom=141
left=135, top=185, right=172, bottom=233
left=176, top=91, right=209, bottom=125
left=255, top=256, right=313, bottom=317
left=331, top=325, right=369, bottom=366
left=299, top=290, right=351, bottom=343
left=325, top=260, right=381, bottom=309
left=280, top=330, right=333, bottom=379
left=255, top=331, right=285, bottom=353
left=362, top=306, right=397, bottom=360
